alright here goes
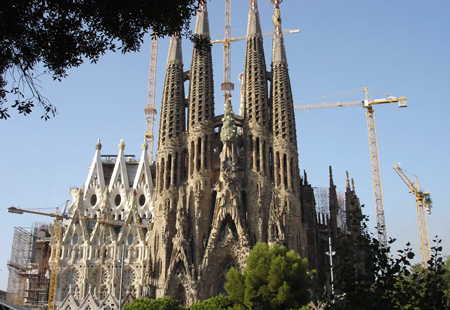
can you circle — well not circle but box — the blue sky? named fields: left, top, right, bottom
left=0, top=0, right=449, bottom=290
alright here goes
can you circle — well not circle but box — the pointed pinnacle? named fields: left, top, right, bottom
left=195, top=1, right=210, bottom=38
left=247, top=0, right=262, bottom=37
left=167, top=34, right=183, bottom=66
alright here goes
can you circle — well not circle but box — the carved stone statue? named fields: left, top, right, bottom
left=220, top=98, right=237, bottom=163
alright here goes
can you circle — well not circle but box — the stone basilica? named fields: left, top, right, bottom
left=55, top=1, right=363, bottom=308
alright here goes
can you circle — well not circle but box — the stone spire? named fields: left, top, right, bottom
left=188, top=1, right=214, bottom=131
left=155, top=33, right=185, bottom=202
left=328, top=166, right=338, bottom=239
left=346, top=171, right=351, bottom=191
left=242, top=0, right=271, bottom=244
left=247, top=0, right=262, bottom=37
left=271, top=0, right=287, bottom=64
left=195, top=0, right=210, bottom=38
left=243, top=0, right=269, bottom=128
left=184, top=0, right=215, bottom=274
left=270, top=0, right=298, bottom=190
left=166, top=34, right=183, bottom=66
left=157, top=34, right=185, bottom=150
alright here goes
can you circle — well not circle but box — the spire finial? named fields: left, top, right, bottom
left=95, top=139, right=102, bottom=150
left=346, top=171, right=350, bottom=191
left=271, top=0, right=283, bottom=32
left=351, top=178, right=355, bottom=191
left=195, top=0, right=210, bottom=37
left=118, top=139, right=125, bottom=150
left=271, top=0, right=287, bottom=64
left=142, top=140, right=149, bottom=151
left=167, top=34, right=183, bottom=66
left=247, top=0, right=262, bottom=37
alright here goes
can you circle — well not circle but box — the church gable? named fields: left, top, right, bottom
left=108, top=140, right=130, bottom=191
left=84, top=140, right=106, bottom=197
left=132, top=142, right=154, bottom=191
left=58, top=290, right=80, bottom=310
left=78, top=291, right=100, bottom=310
left=98, top=294, right=119, bottom=310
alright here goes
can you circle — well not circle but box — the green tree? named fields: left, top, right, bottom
left=0, top=0, right=201, bottom=120
left=319, top=212, right=450, bottom=310
left=444, top=255, right=450, bottom=300
left=123, top=296, right=184, bottom=310
left=225, top=242, right=312, bottom=310
left=188, top=295, right=234, bottom=310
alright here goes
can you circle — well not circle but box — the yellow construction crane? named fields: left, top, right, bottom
left=144, top=37, right=159, bottom=162
left=211, top=0, right=300, bottom=98
left=294, top=87, right=407, bottom=245
left=393, top=163, right=432, bottom=267
left=7, top=202, right=146, bottom=310
left=221, top=0, right=234, bottom=97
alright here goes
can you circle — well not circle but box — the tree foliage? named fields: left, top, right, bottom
left=0, top=0, right=199, bottom=120
left=225, top=242, right=312, bottom=310
left=189, top=295, right=235, bottom=310
left=123, top=296, right=183, bottom=310
left=319, top=213, right=450, bottom=310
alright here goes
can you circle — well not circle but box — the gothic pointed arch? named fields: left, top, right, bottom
left=165, top=260, right=191, bottom=307
left=88, top=266, right=110, bottom=300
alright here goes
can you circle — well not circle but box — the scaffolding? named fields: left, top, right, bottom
left=314, top=187, right=347, bottom=231
left=7, top=222, right=51, bottom=310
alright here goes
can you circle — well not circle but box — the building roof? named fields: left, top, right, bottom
left=0, top=300, right=33, bottom=310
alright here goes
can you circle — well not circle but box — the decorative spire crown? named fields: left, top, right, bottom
left=220, top=98, right=237, bottom=143
left=142, top=141, right=149, bottom=151
left=247, top=0, right=262, bottom=37
left=118, top=139, right=125, bottom=150
left=271, top=0, right=287, bottom=64
left=167, top=34, right=183, bottom=66
left=194, top=0, right=210, bottom=37
left=346, top=171, right=351, bottom=191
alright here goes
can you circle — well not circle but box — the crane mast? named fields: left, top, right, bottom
left=221, top=0, right=234, bottom=97
left=295, top=87, right=407, bottom=245
left=144, top=37, right=159, bottom=162
left=47, top=202, right=67, bottom=310
left=366, top=107, right=386, bottom=244
left=393, top=163, right=432, bottom=267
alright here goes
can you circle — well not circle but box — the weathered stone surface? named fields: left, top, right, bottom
left=55, top=2, right=364, bottom=309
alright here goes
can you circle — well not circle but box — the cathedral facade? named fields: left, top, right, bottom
left=55, top=1, right=363, bottom=308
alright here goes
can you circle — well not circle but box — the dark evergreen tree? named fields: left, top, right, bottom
left=225, top=242, right=312, bottom=310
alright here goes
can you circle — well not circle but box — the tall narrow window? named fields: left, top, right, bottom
left=276, top=152, right=280, bottom=186
left=174, top=152, right=179, bottom=186
left=190, top=141, right=195, bottom=176
left=290, top=157, right=295, bottom=190
left=166, top=154, right=172, bottom=189
left=204, top=135, right=208, bottom=169
left=256, top=137, right=260, bottom=172
left=159, top=158, right=165, bottom=194
left=197, top=137, right=202, bottom=171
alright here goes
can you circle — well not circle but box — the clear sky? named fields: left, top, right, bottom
left=0, top=0, right=449, bottom=291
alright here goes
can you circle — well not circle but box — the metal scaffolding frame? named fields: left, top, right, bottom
left=7, top=223, right=51, bottom=309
